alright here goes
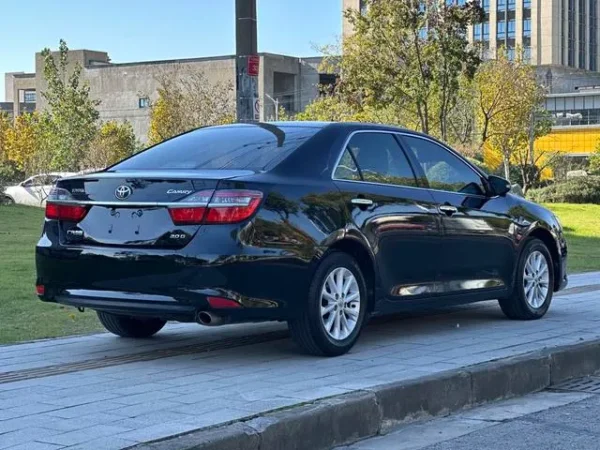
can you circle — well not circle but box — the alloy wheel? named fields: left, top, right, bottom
left=523, top=250, right=550, bottom=309
left=320, top=267, right=361, bottom=341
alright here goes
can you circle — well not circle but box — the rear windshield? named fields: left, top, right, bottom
left=112, top=124, right=321, bottom=171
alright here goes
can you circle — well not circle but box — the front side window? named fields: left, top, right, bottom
left=335, top=132, right=418, bottom=187
left=402, top=136, right=485, bottom=196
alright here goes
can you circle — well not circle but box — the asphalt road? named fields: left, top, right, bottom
left=338, top=386, right=600, bottom=450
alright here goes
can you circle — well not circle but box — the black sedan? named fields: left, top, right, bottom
left=36, top=122, right=568, bottom=356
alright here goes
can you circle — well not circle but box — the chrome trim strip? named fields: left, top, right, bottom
left=48, top=199, right=251, bottom=208
left=331, top=129, right=488, bottom=199
left=391, top=278, right=504, bottom=297
left=48, top=200, right=209, bottom=208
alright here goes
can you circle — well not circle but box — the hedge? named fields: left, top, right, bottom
left=527, top=176, right=600, bottom=204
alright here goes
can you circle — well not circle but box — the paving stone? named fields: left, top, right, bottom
left=0, top=274, right=597, bottom=449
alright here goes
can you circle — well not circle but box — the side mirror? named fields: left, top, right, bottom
left=488, top=175, right=511, bottom=197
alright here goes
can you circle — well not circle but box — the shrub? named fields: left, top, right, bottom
left=527, top=176, right=600, bottom=204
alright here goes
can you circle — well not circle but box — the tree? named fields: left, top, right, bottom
left=589, top=142, right=600, bottom=176
left=148, top=69, right=235, bottom=144
left=41, top=39, right=100, bottom=170
left=474, top=48, right=548, bottom=186
left=4, top=112, right=55, bottom=175
left=336, top=0, right=482, bottom=139
left=84, top=121, right=138, bottom=170
left=0, top=112, right=20, bottom=185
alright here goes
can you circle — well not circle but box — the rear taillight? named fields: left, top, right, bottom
left=204, top=190, right=263, bottom=224
left=168, top=207, right=207, bottom=226
left=168, top=189, right=263, bottom=225
left=45, top=203, right=89, bottom=222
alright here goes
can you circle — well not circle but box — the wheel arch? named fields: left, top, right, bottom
left=524, top=226, right=561, bottom=291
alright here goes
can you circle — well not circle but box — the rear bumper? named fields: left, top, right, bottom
left=36, top=243, right=313, bottom=321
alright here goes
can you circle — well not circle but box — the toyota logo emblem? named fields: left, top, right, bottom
left=115, top=185, right=133, bottom=200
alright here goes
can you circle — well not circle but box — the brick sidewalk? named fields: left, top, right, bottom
left=0, top=272, right=599, bottom=450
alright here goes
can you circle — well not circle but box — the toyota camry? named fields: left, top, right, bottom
left=36, top=122, right=568, bottom=356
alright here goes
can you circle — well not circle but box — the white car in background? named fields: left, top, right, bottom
left=2, top=173, right=75, bottom=207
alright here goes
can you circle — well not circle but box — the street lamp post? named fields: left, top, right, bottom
left=264, top=93, right=279, bottom=121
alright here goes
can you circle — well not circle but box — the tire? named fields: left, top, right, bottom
left=499, top=238, right=554, bottom=320
left=97, top=311, right=166, bottom=338
left=1, top=196, right=14, bottom=206
left=288, top=251, right=368, bottom=356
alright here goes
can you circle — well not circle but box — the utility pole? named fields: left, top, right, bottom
left=235, top=0, right=259, bottom=122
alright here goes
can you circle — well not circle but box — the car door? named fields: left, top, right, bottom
left=17, top=176, right=43, bottom=206
left=399, top=134, right=515, bottom=295
left=332, top=131, right=442, bottom=305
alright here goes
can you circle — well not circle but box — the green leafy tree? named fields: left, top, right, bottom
left=474, top=48, right=549, bottom=188
left=84, top=121, right=138, bottom=170
left=334, top=0, right=482, bottom=139
left=589, top=141, right=600, bottom=175
left=41, top=39, right=100, bottom=170
left=148, top=69, right=235, bottom=144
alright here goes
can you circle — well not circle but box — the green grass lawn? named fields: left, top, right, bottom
left=0, top=206, right=101, bottom=345
left=0, top=203, right=598, bottom=345
left=545, top=203, right=600, bottom=274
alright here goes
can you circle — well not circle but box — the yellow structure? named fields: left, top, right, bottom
left=535, top=126, right=600, bottom=155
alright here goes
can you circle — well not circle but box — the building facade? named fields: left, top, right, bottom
left=343, top=0, right=600, bottom=92
left=4, top=50, right=324, bottom=143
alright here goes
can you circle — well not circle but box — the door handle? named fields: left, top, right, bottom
left=439, top=205, right=458, bottom=216
left=351, top=198, right=373, bottom=206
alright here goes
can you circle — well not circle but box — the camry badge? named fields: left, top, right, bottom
left=115, top=185, right=133, bottom=200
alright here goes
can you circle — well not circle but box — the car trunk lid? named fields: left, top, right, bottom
left=50, top=170, right=255, bottom=249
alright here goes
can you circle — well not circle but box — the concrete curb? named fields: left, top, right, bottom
left=129, top=339, right=600, bottom=450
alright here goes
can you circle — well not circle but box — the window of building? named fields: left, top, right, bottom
left=508, top=0, right=516, bottom=10
left=497, top=20, right=506, bottom=39
left=591, top=0, right=598, bottom=71
left=23, top=91, right=36, bottom=104
left=482, top=0, right=490, bottom=12
left=138, top=97, right=150, bottom=108
left=507, top=47, right=516, bottom=60
left=579, top=0, right=586, bottom=69
left=523, top=46, right=532, bottom=61
left=483, top=22, right=490, bottom=40
left=359, top=0, right=368, bottom=16
left=338, top=133, right=419, bottom=187
left=568, top=0, right=575, bottom=67
left=474, top=23, right=482, bottom=40
left=402, top=136, right=485, bottom=196
left=523, top=0, right=531, bottom=8
left=498, top=0, right=506, bottom=8
left=507, top=19, right=516, bottom=38
left=523, top=18, right=531, bottom=37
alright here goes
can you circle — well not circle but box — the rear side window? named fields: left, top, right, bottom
left=112, top=125, right=321, bottom=171
left=335, top=132, right=418, bottom=187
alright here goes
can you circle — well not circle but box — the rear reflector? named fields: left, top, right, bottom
left=36, top=285, right=45, bottom=296
left=168, top=189, right=263, bottom=225
left=207, top=296, right=242, bottom=309
left=45, top=203, right=89, bottom=222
